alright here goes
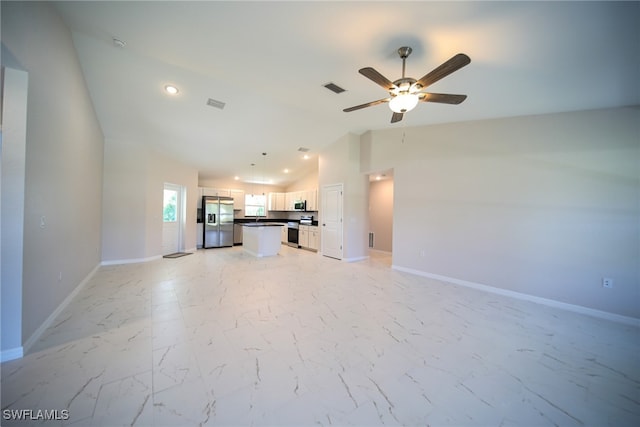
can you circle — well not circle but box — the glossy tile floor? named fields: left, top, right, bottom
left=2, top=246, right=639, bottom=426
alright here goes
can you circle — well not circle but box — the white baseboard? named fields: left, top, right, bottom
left=1, top=346, right=24, bottom=363
left=101, top=255, right=162, bottom=266
left=392, top=265, right=640, bottom=327
left=344, top=255, right=370, bottom=263
left=22, top=263, right=101, bottom=356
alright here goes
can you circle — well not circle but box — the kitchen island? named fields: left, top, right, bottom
left=242, top=223, right=285, bottom=257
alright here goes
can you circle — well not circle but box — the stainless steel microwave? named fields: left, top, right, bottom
left=294, top=200, right=306, bottom=211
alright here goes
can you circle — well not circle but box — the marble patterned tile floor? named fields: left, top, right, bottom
left=2, top=246, right=639, bottom=426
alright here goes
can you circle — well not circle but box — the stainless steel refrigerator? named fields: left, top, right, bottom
left=203, top=196, right=234, bottom=248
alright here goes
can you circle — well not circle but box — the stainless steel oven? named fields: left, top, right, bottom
left=287, top=222, right=299, bottom=247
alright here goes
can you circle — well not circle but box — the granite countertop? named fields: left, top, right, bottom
left=242, top=222, right=285, bottom=227
left=234, top=219, right=319, bottom=226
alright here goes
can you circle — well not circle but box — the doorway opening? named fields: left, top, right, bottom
left=162, top=183, right=186, bottom=255
left=368, top=169, right=394, bottom=262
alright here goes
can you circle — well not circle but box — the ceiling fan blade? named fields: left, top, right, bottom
left=391, top=112, right=404, bottom=123
left=419, top=93, right=467, bottom=104
left=359, top=67, right=396, bottom=91
left=415, top=53, right=471, bottom=89
left=343, top=98, right=390, bottom=112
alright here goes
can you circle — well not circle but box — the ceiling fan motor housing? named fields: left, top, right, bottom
left=398, top=46, right=412, bottom=59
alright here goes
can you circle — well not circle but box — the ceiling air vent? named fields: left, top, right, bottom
left=298, top=147, right=310, bottom=152
left=323, top=82, right=346, bottom=94
left=206, top=98, right=226, bottom=110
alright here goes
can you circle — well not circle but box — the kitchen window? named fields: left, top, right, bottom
left=244, top=194, right=266, bottom=217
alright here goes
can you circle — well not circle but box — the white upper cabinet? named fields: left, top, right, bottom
left=229, top=189, right=245, bottom=210
left=267, top=188, right=318, bottom=212
left=304, top=189, right=318, bottom=211
left=268, top=192, right=286, bottom=211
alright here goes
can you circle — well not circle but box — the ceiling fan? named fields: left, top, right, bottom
left=344, top=47, right=471, bottom=123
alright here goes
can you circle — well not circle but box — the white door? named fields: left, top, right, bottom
left=321, top=183, right=343, bottom=260
left=162, top=183, right=184, bottom=255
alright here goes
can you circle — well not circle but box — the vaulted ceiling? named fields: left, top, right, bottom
left=53, top=1, right=640, bottom=186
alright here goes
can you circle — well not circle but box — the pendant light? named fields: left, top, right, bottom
left=262, top=152, right=267, bottom=196
left=250, top=163, right=256, bottom=197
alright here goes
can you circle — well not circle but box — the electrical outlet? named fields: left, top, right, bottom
left=602, top=277, right=613, bottom=288
left=419, top=250, right=426, bottom=257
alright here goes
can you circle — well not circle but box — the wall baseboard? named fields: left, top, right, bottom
left=392, top=265, right=640, bottom=327
left=344, top=255, right=369, bottom=263
left=101, top=255, right=162, bottom=266
left=22, top=263, right=101, bottom=357
left=1, top=346, right=24, bottom=363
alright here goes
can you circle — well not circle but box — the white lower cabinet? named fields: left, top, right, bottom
left=299, top=225, right=318, bottom=251
left=308, top=226, right=319, bottom=251
left=299, top=225, right=309, bottom=248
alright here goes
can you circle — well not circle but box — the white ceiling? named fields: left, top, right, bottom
left=53, top=1, right=639, bottom=186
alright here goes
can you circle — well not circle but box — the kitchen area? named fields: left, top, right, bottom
left=196, top=185, right=320, bottom=254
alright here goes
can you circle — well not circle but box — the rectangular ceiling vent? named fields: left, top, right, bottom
left=297, top=147, right=310, bottom=153
left=206, top=98, right=226, bottom=110
left=323, top=82, right=346, bottom=94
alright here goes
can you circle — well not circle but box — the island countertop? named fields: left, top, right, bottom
left=242, top=222, right=284, bottom=227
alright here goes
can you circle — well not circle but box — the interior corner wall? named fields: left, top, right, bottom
left=1, top=2, right=105, bottom=344
left=102, top=138, right=199, bottom=262
left=1, top=67, right=29, bottom=359
left=102, top=138, right=148, bottom=262
left=319, top=133, right=369, bottom=261
left=362, top=107, right=640, bottom=319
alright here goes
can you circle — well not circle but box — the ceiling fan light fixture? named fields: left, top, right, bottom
left=389, top=93, right=419, bottom=113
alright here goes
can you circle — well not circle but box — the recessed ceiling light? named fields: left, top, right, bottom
left=234, top=176, right=240, bottom=180
left=283, top=169, right=289, bottom=174
left=303, top=154, right=310, bottom=160
left=164, top=85, right=179, bottom=95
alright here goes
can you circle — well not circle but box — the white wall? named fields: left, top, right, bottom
left=147, top=149, right=198, bottom=254
left=285, top=165, right=318, bottom=193
left=1, top=2, right=105, bottom=347
left=102, top=139, right=198, bottom=262
left=1, top=67, right=29, bottom=360
left=319, top=133, right=369, bottom=261
left=361, top=107, right=640, bottom=319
